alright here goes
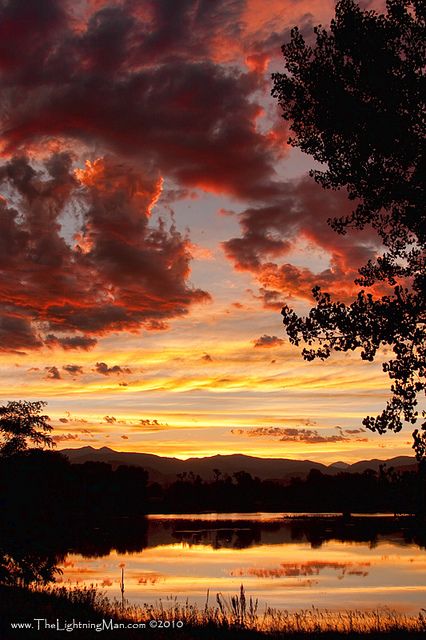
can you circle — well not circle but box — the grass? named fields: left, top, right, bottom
left=1, top=583, right=425, bottom=638
left=109, top=584, right=426, bottom=635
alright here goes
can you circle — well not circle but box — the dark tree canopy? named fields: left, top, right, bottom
left=272, top=0, right=425, bottom=458
left=0, top=401, right=54, bottom=457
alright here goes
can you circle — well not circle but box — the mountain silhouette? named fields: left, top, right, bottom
left=60, top=447, right=417, bottom=484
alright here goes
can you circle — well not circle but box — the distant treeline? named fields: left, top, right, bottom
left=151, top=466, right=424, bottom=515
left=0, top=449, right=424, bottom=517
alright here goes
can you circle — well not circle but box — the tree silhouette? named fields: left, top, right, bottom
left=272, top=0, right=425, bottom=458
left=0, top=401, right=54, bottom=457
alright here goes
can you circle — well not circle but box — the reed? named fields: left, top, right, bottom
left=33, top=584, right=426, bottom=636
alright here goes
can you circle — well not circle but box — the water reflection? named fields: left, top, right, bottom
left=54, top=514, right=426, bottom=614
left=1, top=514, right=425, bottom=612
left=147, top=514, right=426, bottom=551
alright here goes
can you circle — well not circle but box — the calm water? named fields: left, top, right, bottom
left=58, top=513, right=426, bottom=613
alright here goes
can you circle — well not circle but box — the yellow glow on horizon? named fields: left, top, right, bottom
left=0, top=314, right=413, bottom=464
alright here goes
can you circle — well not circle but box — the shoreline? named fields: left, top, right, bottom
left=1, top=584, right=426, bottom=639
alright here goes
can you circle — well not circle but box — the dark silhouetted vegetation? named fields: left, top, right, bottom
left=0, top=401, right=54, bottom=457
left=272, top=0, right=425, bottom=457
left=1, top=583, right=426, bottom=640
left=0, top=449, right=149, bottom=521
left=150, top=465, right=424, bottom=516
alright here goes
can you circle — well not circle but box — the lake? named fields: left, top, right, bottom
left=58, top=513, right=426, bottom=614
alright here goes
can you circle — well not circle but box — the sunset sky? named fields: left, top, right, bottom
left=0, top=0, right=412, bottom=463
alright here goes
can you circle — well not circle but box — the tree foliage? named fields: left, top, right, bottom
left=0, top=401, right=54, bottom=457
left=272, top=0, right=425, bottom=457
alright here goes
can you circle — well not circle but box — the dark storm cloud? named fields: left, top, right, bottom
left=127, top=0, right=246, bottom=63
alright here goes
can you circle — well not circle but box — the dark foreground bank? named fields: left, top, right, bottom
left=1, top=585, right=425, bottom=640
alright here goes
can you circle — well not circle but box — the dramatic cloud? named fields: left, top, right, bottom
left=0, top=154, right=209, bottom=352
left=253, top=334, right=284, bottom=348
left=223, top=176, right=378, bottom=304
left=232, top=427, right=368, bottom=444
left=0, top=316, right=42, bottom=353
left=103, top=415, right=116, bottom=424
left=0, top=0, right=381, bottom=353
left=95, top=362, right=132, bottom=376
left=0, top=0, right=285, bottom=201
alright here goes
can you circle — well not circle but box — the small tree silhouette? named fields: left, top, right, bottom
left=0, top=400, right=54, bottom=457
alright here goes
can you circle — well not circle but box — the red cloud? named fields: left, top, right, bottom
left=0, top=153, right=209, bottom=352
left=0, top=0, right=382, bottom=323
left=223, top=176, right=379, bottom=303
left=0, top=0, right=287, bottom=203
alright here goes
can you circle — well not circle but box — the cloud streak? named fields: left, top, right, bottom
left=232, top=427, right=368, bottom=444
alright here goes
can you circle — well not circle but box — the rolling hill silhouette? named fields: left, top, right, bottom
left=60, top=446, right=417, bottom=484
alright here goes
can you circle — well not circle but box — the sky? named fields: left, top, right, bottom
left=0, top=0, right=413, bottom=463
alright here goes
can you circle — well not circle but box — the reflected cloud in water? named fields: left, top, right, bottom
left=2, top=513, right=425, bottom=613
left=54, top=514, right=426, bottom=614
